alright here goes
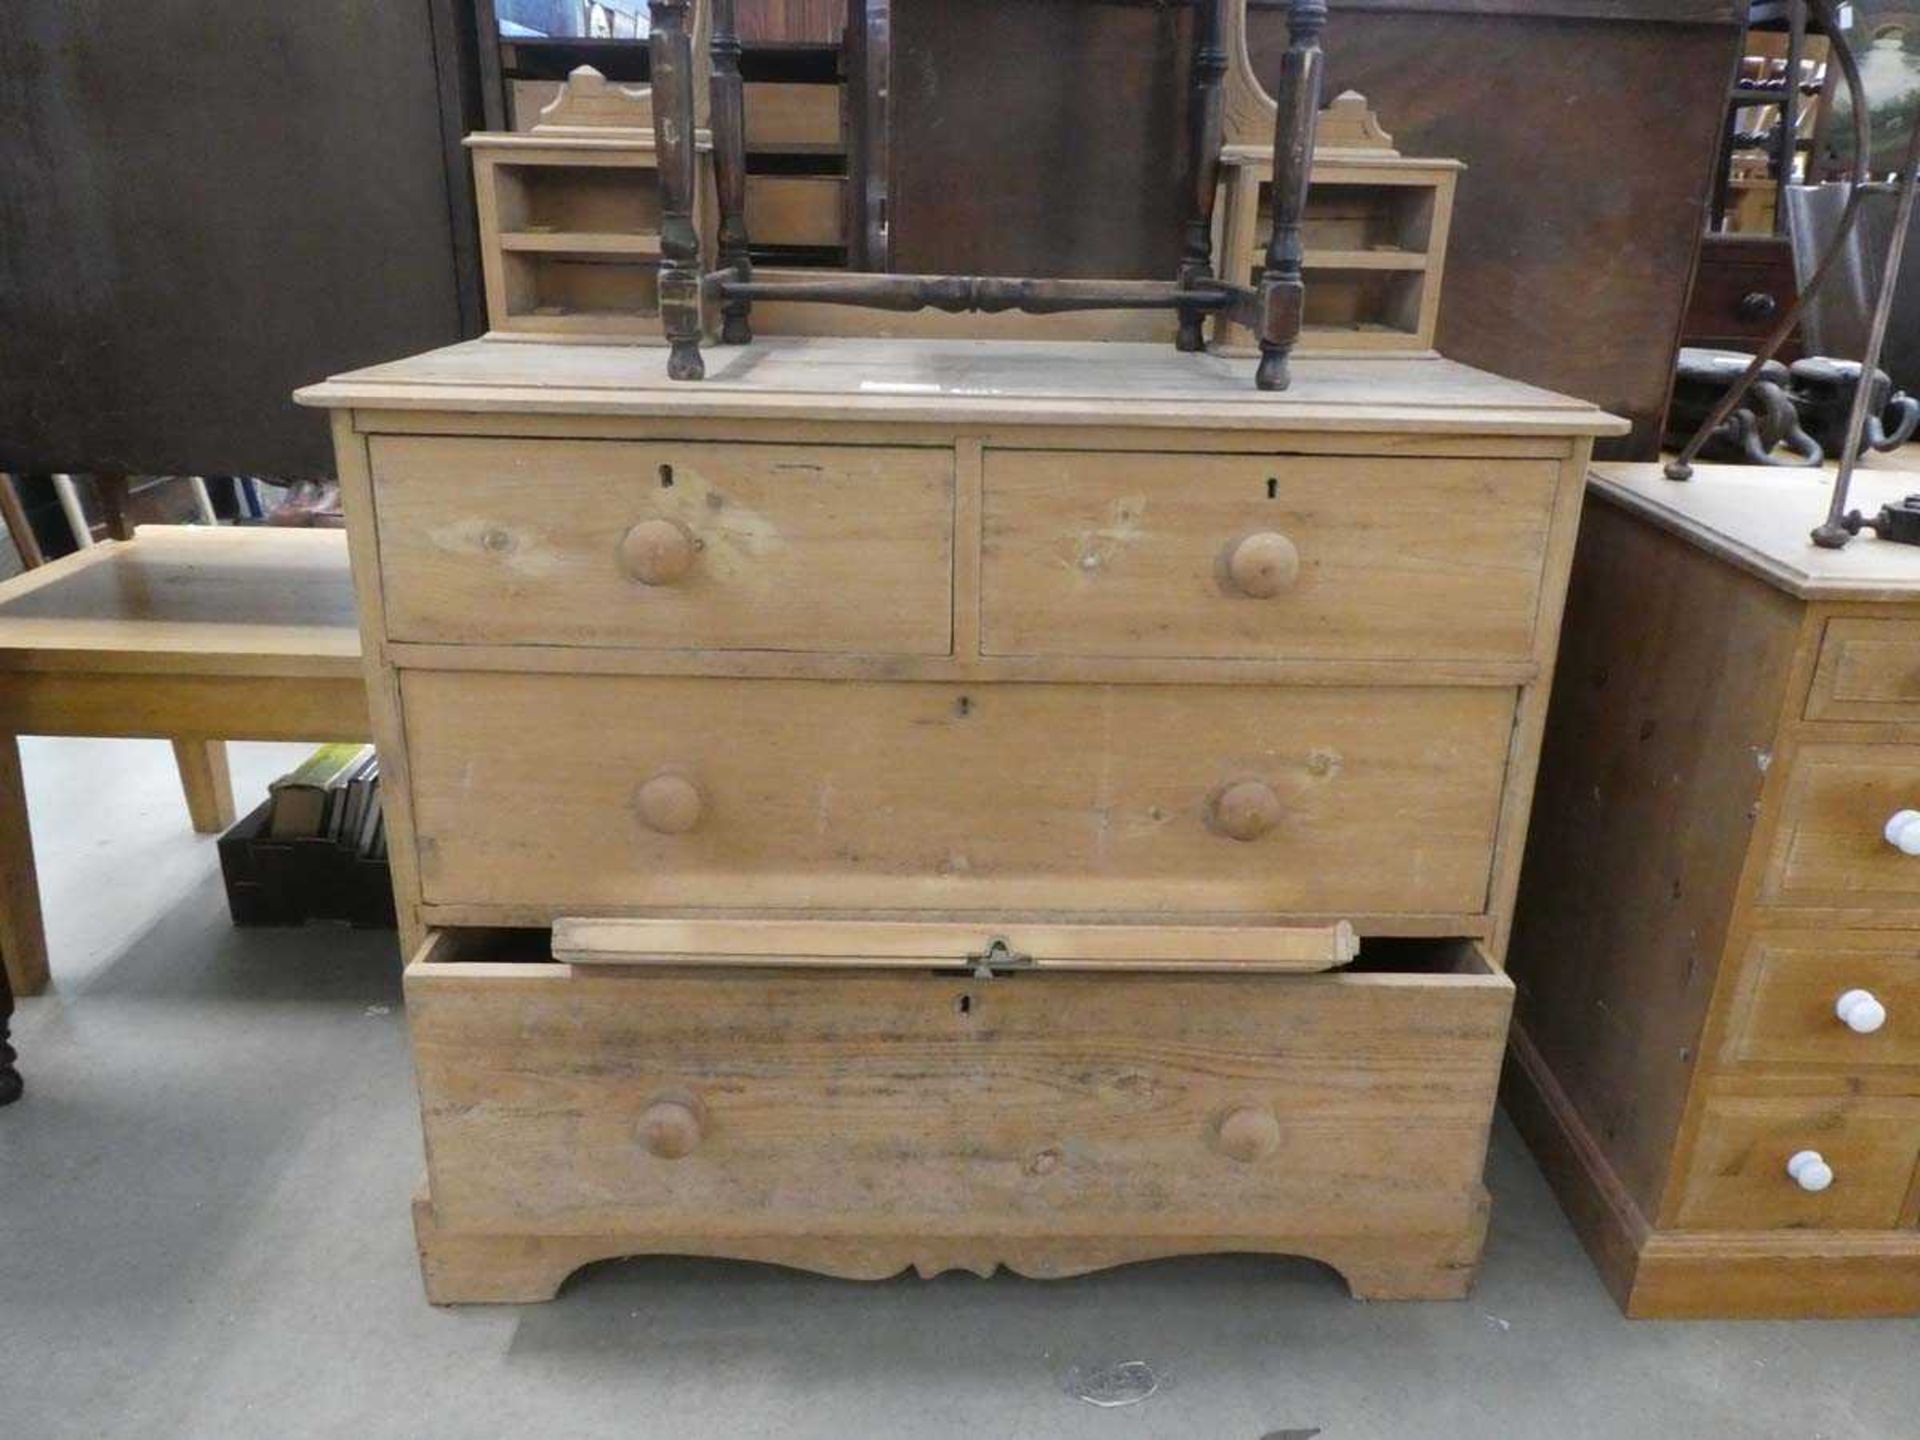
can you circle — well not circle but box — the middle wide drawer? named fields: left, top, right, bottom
left=403, top=672, right=1515, bottom=918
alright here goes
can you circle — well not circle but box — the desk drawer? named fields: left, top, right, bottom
left=1722, top=931, right=1920, bottom=1070
left=980, top=450, right=1558, bottom=662
left=1761, top=744, right=1920, bottom=912
left=407, top=932, right=1512, bottom=1245
left=370, top=436, right=953, bottom=654
left=1807, top=619, right=1920, bottom=723
left=402, top=672, right=1513, bottom=918
left=1675, top=1097, right=1920, bottom=1231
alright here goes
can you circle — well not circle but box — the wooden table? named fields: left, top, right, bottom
left=0, top=525, right=368, bottom=1003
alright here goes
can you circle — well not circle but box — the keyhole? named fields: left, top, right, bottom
left=1266, top=477, right=1278, bottom=500
left=659, top=463, right=675, bottom=488
left=956, top=695, right=972, bottom=717
left=957, top=994, right=973, bottom=1015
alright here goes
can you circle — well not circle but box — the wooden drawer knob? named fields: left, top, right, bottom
left=1209, top=779, right=1282, bottom=842
left=1885, top=809, right=1920, bottom=855
left=1836, top=988, right=1889, bottom=1034
left=636, top=771, right=704, bottom=834
left=619, top=518, right=696, bottom=586
left=1216, top=1105, right=1282, bottom=1163
left=639, top=1092, right=705, bottom=1159
left=1786, top=1148, right=1834, bottom=1193
left=1224, top=531, right=1300, bottom=598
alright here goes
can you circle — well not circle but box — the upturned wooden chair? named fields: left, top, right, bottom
left=645, top=0, right=1331, bottom=390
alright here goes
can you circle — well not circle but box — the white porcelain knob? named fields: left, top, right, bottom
left=1787, top=1149, right=1834, bottom=1193
left=1836, top=988, right=1888, bottom=1034
left=1885, top=809, right=1920, bottom=855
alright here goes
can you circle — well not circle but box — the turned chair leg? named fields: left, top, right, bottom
left=710, top=0, right=754, bottom=345
left=1256, top=1, right=1329, bottom=391
left=1176, top=0, right=1229, bottom=353
left=650, top=0, right=706, bottom=380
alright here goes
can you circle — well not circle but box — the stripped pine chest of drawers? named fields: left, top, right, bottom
left=1506, top=463, right=1920, bottom=1318
left=297, top=336, right=1624, bottom=1304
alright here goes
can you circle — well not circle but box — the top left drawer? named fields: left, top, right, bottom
left=369, top=436, right=954, bottom=654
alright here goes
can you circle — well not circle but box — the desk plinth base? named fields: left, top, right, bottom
left=411, top=1186, right=1490, bottom=1306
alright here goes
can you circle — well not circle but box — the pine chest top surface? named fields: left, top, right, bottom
left=296, top=336, right=1627, bottom=438
left=1591, top=461, right=1920, bottom=602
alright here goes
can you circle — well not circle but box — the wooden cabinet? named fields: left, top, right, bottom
left=299, top=335, right=1620, bottom=1304
left=1507, top=462, right=1920, bottom=1319
left=1680, top=234, right=1803, bottom=360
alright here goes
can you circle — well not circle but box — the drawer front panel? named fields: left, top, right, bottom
left=1683, top=240, right=1797, bottom=345
left=1675, top=1097, right=1920, bottom=1231
left=403, top=672, right=1514, bottom=916
left=408, top=954, right=1513, bottom=1238
left=980, top=450, right=1559, bottom=661
left=1722, top=931, right=1920, bottom=1069
left=1762, top=744, right=1920, bottom=911
left=1807, top=619, right=1920, bottom=723
left=370, top=436, right=954, bottom=654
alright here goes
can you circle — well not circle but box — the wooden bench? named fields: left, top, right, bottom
left=0, top=525, right=368, bottom=999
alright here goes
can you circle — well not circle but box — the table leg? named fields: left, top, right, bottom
left=0, top=735, right=49, bottom=997
left=171, top=739, right=235, bottom=834
left=0, top=940, right=19, bottom=1106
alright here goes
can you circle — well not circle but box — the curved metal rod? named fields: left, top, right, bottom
left=1811, top=106, right=1920, bottom=546
left=1666, top=0, right=1872, bottom=480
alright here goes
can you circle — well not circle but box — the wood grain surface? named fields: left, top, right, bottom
left=401, top=671, right=1515, bottom=917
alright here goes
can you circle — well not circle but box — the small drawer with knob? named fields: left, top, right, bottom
left=1673, top=1096, right=1920, bottom=1231
left=1759, top=743, right=1920, bottom=912
left=1805, top=618, right=1920, bottom=724
left=1720, top=931, right=1920, bottom=1070
left=978, top=449, right=1560, bottom=663
left=367, top=435, right=954, bottom=654
left=400, top=670, right=1514, bottom=918
left=403, top=929, right=1512, bottom=1246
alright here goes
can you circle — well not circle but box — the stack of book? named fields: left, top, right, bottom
left=219, top=743, right=396, bottom=928
left=265, top=742, right=388, bottom=863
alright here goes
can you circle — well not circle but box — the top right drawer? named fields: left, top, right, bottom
left=1807, top=618, right=1920, bottom=724
left=980, top=451, right=1560, bottom=662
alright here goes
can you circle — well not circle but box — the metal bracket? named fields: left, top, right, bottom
left=968, top=938, right=1032, bottom=979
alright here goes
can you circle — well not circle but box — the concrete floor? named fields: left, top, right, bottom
left=4, top=738, right=1919, bottom=1440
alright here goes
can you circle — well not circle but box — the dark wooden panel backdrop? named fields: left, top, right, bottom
left=739, top=0, right=848, bottom=44
left=0, top=1, right=484, bottom=479
left=888, top=0, right=1742, bottom=458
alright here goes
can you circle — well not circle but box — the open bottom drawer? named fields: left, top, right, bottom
left=406, top=928, right=1512, bottom=1291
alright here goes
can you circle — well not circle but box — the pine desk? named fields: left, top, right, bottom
left=0, top=525, right=368, bottom=1004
